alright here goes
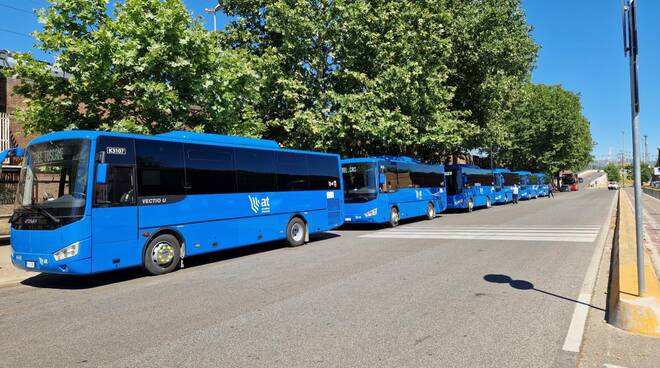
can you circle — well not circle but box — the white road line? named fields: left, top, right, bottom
left=361, top=225, right=600, bottom=243
left=561, top=192, right=618, bottom=353
left=380, top=229, right=600, bottom=234
left=361, top=234, right=597, bottom=243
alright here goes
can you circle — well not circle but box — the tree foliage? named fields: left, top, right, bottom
left=220, top=0, right=468, bottom=158
left=8, top=0, right=594, bottom=175
left=603, top=162, right=621, bottom=183
left=10, top=0, right=261, bottom=136
left=498, top=84, right=593, bottom=175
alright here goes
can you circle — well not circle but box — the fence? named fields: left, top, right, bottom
left=643, top=187, right=660, bottom=201
left=0, top=113, right=10, bottom=151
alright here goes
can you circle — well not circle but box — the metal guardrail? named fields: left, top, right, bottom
left=643, top=187, right=660, bottom=201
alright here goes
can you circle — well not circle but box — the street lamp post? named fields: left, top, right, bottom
left=623, top=0, right=645, bottom=296
left=204, top=3, right=222, bottom=32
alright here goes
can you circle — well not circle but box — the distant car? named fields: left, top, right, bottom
left=608, top=182, right=619, bottom=190
left=559, top=184, right=571, bottom=192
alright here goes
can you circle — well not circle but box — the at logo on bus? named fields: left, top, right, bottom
left=248, top=195, right=271, bottom=214
left=328, top=180, right=338, bottom=188
left=415, top=190, right=423, bottom=200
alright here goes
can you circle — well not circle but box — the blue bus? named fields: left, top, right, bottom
left=513, top=171, right=536, bottom=200
left=341, top=157, right=447, bottom=227
left=533, top=173, right=551, bottom=197
left=493, top=168, right=514, bottom=204
left=446, top=164, right=496, bottom=212
left=10, top=131, right=344, bottom=275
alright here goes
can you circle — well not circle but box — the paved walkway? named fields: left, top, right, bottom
left=578, top=191, right=660, bottom=368
left=627, top=188, right=660, bottom=279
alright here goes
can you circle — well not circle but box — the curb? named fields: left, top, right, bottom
left=608, top=190, right=660, bottom=336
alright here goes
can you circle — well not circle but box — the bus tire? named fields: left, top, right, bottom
left=143, top=234, right=181, bottom=276
left=503, top=195, right=509, bottom=204
left=286, top=217, right=307, bottom=247
left=467, top=198, right=474, bottom=213
left=426, top=202, right=436, bottom=220
left=486, top=197, right=492, bottom=208
left=535, top=193, right=539, bottom=199
left=388, top=207, right=400, bottom=227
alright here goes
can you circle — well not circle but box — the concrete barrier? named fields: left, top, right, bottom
left=608, top=190, right=660, bottom=336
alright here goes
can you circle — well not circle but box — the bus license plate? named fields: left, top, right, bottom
left=25, top=261, right=35, bottom=269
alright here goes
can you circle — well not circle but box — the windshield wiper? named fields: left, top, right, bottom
left=13, top=205, right=60, bottom=224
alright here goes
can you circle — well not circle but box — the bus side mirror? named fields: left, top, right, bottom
left=379, top=173, right=386, bottom=185
left=96, top=163, right=108, bottom=184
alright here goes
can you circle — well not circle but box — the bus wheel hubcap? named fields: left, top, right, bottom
left=152, top=242, right=175, bottom=266
left=291, top=223, right=304, bottom=242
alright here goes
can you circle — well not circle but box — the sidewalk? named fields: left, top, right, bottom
left=0, top=243, right=34, bottom=288
left=627, top=188, right=660, bottom=279
left=578, top=192, right=660, bottom=368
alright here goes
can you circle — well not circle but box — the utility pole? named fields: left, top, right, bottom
left=621, top=130, right=625, bottom=187
left=623, top=0, right=645, bottom=296
left=644, top=134, right=649, bottom=165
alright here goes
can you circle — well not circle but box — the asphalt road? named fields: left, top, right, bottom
left=0, top=189, right=615, bottom=368
left=579, top=171, right=606, bottom=190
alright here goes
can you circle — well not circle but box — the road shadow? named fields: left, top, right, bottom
left=483, top=274, right=605, bottom=312
left=20, top=232, right=341, bottom=290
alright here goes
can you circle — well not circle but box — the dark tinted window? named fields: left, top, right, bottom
left=308, top=154, right=340, bottom=190
left=464, top=173, right=494, bottom=188
left=409, top=165, right=444, bottom=188
left=96, top=136, right=135, bottom=165
left=95, top=166, right=135, bottom=206
left=185, top=144, right=236, bottom=194
left=446, top=169, right=460, bottom=195
left=502, top=173, right=520, bottom=186
left=235, top=148, right=277, bottom=192
left=276, top=152, right=309, bottom=191
left=397, top=163, right=414, bottom=188
left=136, top=140, right=185, bottom=197
left=529, top=175, right=539, bottom=184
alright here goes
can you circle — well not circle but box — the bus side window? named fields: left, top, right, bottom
left=383, top=164, right=398, bottom=192
left=95, top=166, right=135, bottom=206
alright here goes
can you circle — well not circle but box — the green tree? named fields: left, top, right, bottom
left=625, top=164, right=652, bottom=184
left=498, top=83, right=593, bottom=176
left=603, top=162, right=621, bottom=183
left=219, top=0, right=477, bottom=158
left=444, top=0, right=538, bottom=155
left=9, top=0, right=261, bottom=136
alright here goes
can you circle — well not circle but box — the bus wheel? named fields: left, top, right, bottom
left=503, top=195, right=509, bottom=204
left=286, top=217, right=306, bottom=247
left=389, top=207, right=400, bottom=227
left=144, top=234, right=181, bottom=276
left=535, top=193, right=539, bottom=199
left=467, top=198, right=474, bottom=213
left=486, top=197, right=492, bottom=208
left=426, top=203, right=436, bottom=220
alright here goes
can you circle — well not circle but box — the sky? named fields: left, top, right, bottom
left=0, top=1, right=658, bottom=163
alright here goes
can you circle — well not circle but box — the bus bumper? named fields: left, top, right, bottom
left=11, top=251, right=92, bottom=274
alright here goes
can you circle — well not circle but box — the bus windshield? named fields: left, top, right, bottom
left=15, top=139, right=91, bottom=226
left=342, top=163, right=377, bottom=203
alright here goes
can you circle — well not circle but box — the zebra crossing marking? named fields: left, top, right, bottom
left=359, top=224, right=601, bottom=243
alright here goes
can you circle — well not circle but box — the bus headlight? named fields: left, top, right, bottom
left=53, top=242, right=80, bottom=261
left=364, top=208, right=378, bottom=217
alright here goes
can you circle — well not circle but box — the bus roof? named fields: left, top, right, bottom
left=341, top=156, right=443, bottom=168
left=28, top=130, right=281, bottom=150
left=513, top=170, right=532, bottom=175
left=493, top=168, right=511, bottom=173
left=446, top=164, right=492, bottom=175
